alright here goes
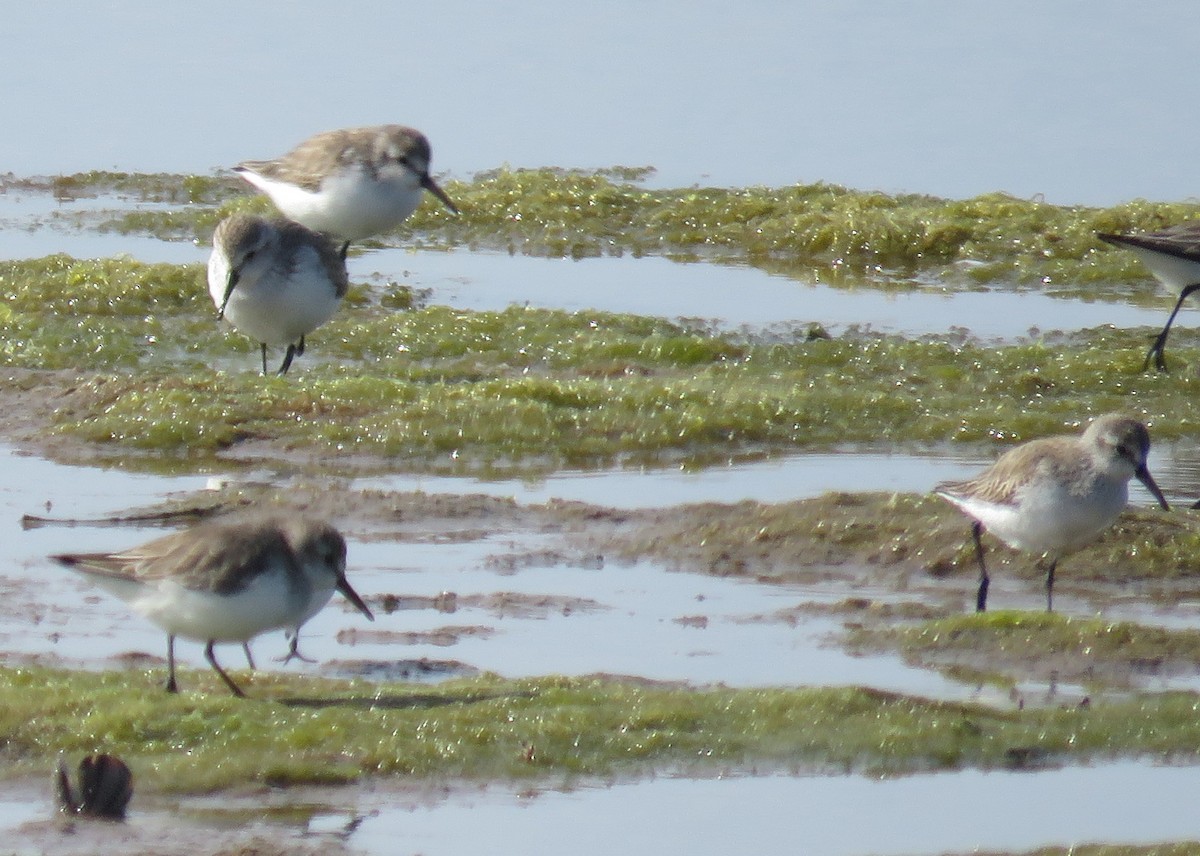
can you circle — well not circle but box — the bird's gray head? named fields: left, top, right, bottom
left=211, top=214, right=279, bottom=319
left=377, top=126, right=458, bottom=214
left=285, top=518, right=374, bottom=620
left=1086, top=413, right=1169, bottom=510
left=285, top=518, right=347, bottom=576
left=1087, top=413, right=1150, bottom=467
left=379, top=126, right=431, bottom=174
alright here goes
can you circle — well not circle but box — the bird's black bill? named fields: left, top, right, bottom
left=217, top=271, right=240, bottom=320
left=338, top=576, right=375, bottom=620
left=1136, top=465, right=1170, bottom=511
left=421, top=174, right=459, bottom=215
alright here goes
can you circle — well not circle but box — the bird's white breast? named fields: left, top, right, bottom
left=245, top=164, right=424, bottom=240
left=211, top=244, right=341, bottom=346
left=125, top=569, right=308, bottom=643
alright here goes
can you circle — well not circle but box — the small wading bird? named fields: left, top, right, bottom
left=934, top=413, right=1169, bottom=612
left=1098, top=224, right=1200, bottom=371
left=51, top=516, right=374, bottom=697
left=234, top=124, right=458, bottom=258
left=208, top=213, right=348, bottom=375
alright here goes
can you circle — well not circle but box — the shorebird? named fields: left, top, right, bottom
left=1098, top=224, right=1200, bottom=371
left=935, top=413, right=1169, bottom=611
left=51, top=516, right=374, bottom=696
left=208, top=213, right=349, bottom=375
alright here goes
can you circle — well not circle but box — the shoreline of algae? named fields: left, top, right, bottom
left=9, top=166, right=1200, bottom=298
left=1, top=167, right=1198, bottom=472
left=6, top=665, right=1200, bottom=795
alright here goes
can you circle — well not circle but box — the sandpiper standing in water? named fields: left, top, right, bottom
left=1098, top=224, right=1200, bottom=371
left=51, top=516, right=374, bottom=697
left=935, top=413, right=1169, bottom=612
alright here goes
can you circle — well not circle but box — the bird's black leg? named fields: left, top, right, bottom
left=205, top=640, right=246, bottom=697
left=260, top=343, right=269, bottom=375
left=276, top=629, right=317, bottom=664
left=242, top=643, right=256, bottom=670
left=1045, top=559, right=1057, bottom=613
left=277, top=343, right=298, bottom=375
left=165, top=634, right=179, bottom=693
left=971, top=521, right=989, bottom=612
left=1145, top=283, right=1200, bottom=372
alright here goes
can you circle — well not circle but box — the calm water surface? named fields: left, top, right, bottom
left=348, top=763, right=1200, bottom=856
left=0, top=2, right=1197, bottom=205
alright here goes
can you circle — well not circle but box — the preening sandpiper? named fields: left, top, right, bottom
left=51, top=515, right=374, bottom=697
left=234, top=124, right=458, bottom=257
left=208, top=213, right=349, bottom=375
left=935, top=413, right=1169, bottom=612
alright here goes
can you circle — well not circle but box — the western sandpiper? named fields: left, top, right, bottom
left=234, top=124, right=458, bottom=257
left=1098, top=225, right=1200, bottom=371
left=208, top=213, right=349, bottom=375
left=51, top=516, right=374, bottom=697
left=935, top=413, right=1169, bottom=612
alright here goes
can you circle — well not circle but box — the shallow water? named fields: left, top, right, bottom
left=0, top=188, right=1183, bottom=341
left=10, top=760, right=1193, bottom=856
left=4, top=441, right=1191, bottom=704
left=28, top=522, right=1199, bottom=701
left=345, top=762, right=1200, bottom=856
left=16, top=506, right=977, bottom=697
left=359, top=442, right=1194, bottom=510
left=367, top=247, right=1177, bottom=339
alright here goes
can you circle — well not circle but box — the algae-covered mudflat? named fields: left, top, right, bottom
left=6, top=171, right=1200, bottom=473
left=5, top=171, right=1200, bottom=855
left=9, top=665, right=1200, bottom=794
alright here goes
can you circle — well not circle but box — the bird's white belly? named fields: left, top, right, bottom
left=984, top=479, right=1128, bottom=557
left=221, top=281, right=340, bottom=345
left=1127, top=244, right=1200, bottom=292
left=213, top=241, right=341, bottom=346
left=292, top=581, right=337, bottom=631
left=257, top=169, right=423, bottom=239
left=127, top=576, right=303, bottom=643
